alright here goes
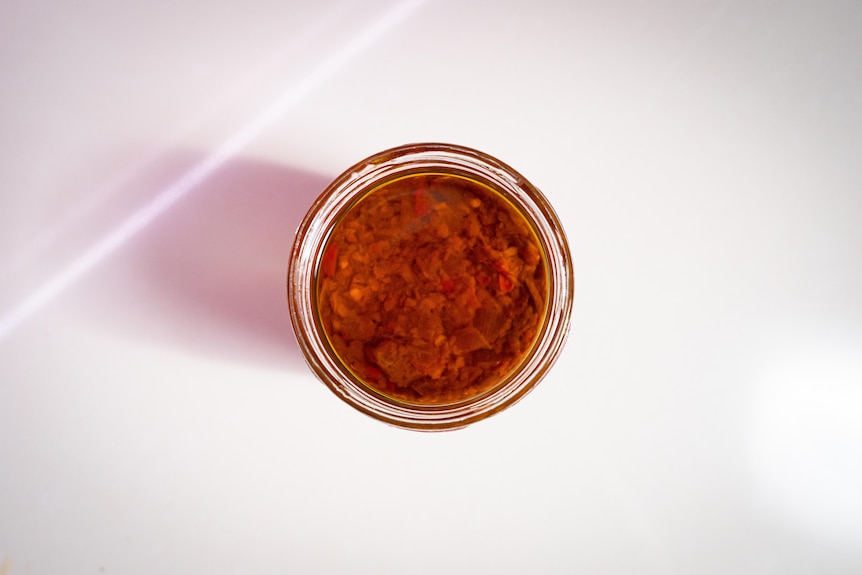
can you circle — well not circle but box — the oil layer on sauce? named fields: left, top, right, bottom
left=316, top=173, right=547, bottom=405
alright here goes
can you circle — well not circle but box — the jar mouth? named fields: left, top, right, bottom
left=288, top=143, right=573, bottom=431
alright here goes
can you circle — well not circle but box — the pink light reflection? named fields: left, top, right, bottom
left=0, top=0, right=430, bottom=341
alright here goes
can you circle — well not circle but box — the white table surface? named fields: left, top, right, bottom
left=2, top=1, right=861, bottom=573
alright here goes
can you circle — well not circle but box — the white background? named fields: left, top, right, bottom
left=2, top=1, right=861, bottom=573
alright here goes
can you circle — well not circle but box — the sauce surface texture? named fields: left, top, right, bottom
left=317, top=173, right=547, bottom=405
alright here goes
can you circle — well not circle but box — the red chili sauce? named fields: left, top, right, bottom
left=316, top=173, right=548, bottom=405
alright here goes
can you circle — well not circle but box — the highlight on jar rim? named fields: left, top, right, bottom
left=288, top=143, right=573, bottom=431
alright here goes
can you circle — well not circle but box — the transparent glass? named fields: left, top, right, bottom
left=288, top=143, right=573, bottom=431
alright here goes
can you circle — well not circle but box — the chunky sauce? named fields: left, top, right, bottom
left=316, top=173, right=547, bottom=405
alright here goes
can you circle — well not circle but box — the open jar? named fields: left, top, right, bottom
left=288, top=143, right=573, bottom=431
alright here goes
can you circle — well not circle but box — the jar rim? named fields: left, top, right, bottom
left=288, top=143, right=573, bottom=431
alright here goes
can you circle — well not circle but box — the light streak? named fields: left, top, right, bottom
left=0, top=0, right=428, bottom=340
left=0, top=0, right=360, bottom=283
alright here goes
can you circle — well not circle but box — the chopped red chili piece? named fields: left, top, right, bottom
left=365, top=365, right=382, bottom=381
left=412, top=180, right=431, bottom=217
left=321, top=243, right=338, bottom=276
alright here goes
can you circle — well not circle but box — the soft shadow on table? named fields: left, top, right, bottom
left=95, top=152, right=331, bottom=371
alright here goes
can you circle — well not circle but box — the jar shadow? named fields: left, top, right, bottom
left=107, top=152, right=331, bottom=371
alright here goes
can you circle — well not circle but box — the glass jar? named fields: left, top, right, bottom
left=288, top=143, right=573, bottom=431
